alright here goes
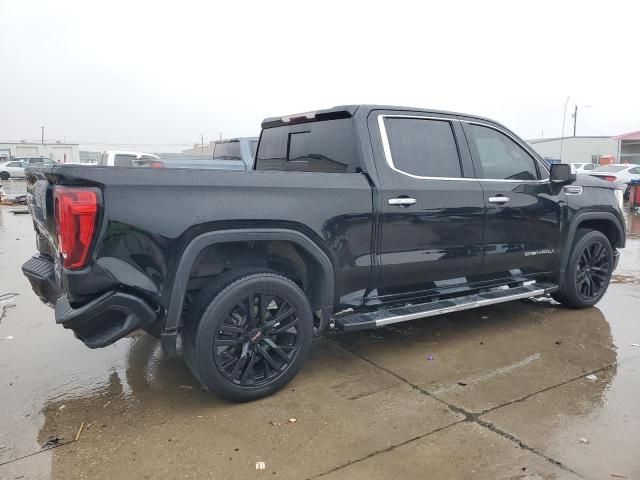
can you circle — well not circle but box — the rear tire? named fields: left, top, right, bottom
left=0, top=172, right=9, bottom=181
left=552, top=229, right=613, bottom=308
left=183, top=270, right=313, bottom=402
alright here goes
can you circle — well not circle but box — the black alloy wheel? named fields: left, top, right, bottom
left=552, top=228, right=614, bottom=309
left=184, top=270, right=313, bottom=402
left=575, top=240, right=610, bottom=300
left=213, top=293, right=301, bottom=387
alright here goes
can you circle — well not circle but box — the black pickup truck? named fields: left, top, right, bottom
left=22, top=105, right=626, bottom=401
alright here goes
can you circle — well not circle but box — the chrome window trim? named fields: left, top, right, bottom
left=377, top=114, right=550, bottom=183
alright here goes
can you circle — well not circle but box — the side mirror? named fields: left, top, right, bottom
left=550, top=163, right=576, bottom=183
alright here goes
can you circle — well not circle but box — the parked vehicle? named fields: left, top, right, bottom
left=0, top=157, right=55, bottom=179
left=586, top=163, right=640, bottom=185
left=570, top=162, right=597, bottom=173
left=211, top=137, right=258, bottom=170
left=22, top=105, right=626, bottom=401
left=98, top=151, right=162, bottom=168
left=156, top=138, right=258, bottom=171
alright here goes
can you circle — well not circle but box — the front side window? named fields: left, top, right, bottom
left=466, top=124, right=538, bottom=181
left=384, top=117, right=462, bottom=178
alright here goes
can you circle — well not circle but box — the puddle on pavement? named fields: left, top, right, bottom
left=1, top=202, right=640, bottom=477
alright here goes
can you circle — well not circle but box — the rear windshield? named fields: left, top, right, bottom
left=592, top=165, right=627, bottom=173
left=255, top=118, right=360, bottom=173
left=213, top=141, right=242, bottom=160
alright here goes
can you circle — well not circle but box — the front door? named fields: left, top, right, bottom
left=370, top=112, right=485, bottom=299
left=462, top=121, right=563, bottom=279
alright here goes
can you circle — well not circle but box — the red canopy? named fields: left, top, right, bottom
left=612, top=130, right=640, bottom=140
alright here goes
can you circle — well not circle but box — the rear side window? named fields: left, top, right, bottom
left=383, top=117, right=462, bottom=178
left=114, top=154, right=135, bottom=167
left=255, top=118, right=360, bottom=173
left=213, top=141, right=242, bottom=160
left=466, top=124, right=538, bottom=181
left=7, top=161, right=21, bottom=167
left=584, top=164, right=596, bottom=170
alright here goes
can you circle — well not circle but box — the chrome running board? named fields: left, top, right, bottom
left=334, top=282, right=557, bottom=332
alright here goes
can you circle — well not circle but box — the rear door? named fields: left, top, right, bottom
left=369, top=111, right=485, bottom=298
left=462, top=121, right=563, bottom=279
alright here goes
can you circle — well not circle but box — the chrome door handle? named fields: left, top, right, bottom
left=388, top=197, right=417, bottom=206
left=488, top=196, right=510, bottom=204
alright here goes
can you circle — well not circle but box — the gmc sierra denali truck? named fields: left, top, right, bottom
left=22, top=105, right=626, bottom=401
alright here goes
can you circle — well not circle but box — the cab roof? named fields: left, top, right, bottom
left=261, top=104, right=499, bottom=129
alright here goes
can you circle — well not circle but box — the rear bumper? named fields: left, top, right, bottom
left=22, top=255, right=157, bottom=348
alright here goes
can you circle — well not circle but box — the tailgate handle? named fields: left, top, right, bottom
left=489, top=195, right=510, bottom=204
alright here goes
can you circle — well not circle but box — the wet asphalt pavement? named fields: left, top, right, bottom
left=1, top=180, right=640, bottom=479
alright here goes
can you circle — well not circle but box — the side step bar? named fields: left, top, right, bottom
left=334, top=282, right=558, bottom=332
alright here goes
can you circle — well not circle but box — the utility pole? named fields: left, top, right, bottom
left=219, top=132, right=222, bottom=141
left=572, top=105, right=578, bottom=137
left=41, top=126, right=45, bottom=145
left=201, top=134, right=205, bottom=153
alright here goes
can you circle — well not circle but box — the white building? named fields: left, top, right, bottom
left=0, top=141, right=80, bottom=163
left=527, top=136, right=618, bottom=164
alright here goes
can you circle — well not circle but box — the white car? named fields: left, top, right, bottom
left=570, top=162, right=597, bottom=173
left=586, top=163, right=640, bottom=185
left=0, top=160, right=26, bottom=179
left=1, top=158, right=58, bottom=180
left=98, top=151, right=161, bottom=167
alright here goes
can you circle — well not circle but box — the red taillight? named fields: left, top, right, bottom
left=604, top=175, right=618, bottom=182
left=149, top=161, right=165, bottom=169
left=54, top=187, right=100, bottom=269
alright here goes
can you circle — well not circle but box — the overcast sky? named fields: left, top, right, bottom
left=1, top=0, right=638, bottom=151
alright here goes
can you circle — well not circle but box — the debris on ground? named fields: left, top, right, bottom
left=426, top=355, right=434, bottom=361
left=481, top=316, right=489, bottom=320
left=0, top=193, right=27, bottom=205
left=580, top=437, right=590, bottom=444
left=58, top=405, right=66, bottom=411
left=0, top=303, right=16, bottom=324
left=610, top=474, right=628, bottom=478
left=630, top=343, right=640, bottom=347
left=288, top=417, right=297, bottom=423
left=555, top=340, right=563, bottom=345
left=179, top=385, right=194, bottom=389
left=585, top=374, right=598, bottom=381
left=4, top=335, right=14, bottom=340
left=75, top=422, right=85, bottom=441
left=0, top=293, right=20, bottom=303
left=458, top=382, right=467, bottom=386
left=41, top=436, right=62, bottom=449
left=11, top=209, right=30, bottom=215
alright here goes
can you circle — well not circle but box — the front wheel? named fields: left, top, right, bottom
left=184, top=271, right=313, bottom=402
left=0, top=172, right=9, bottom=180
left=553, top=229, right=613, bottom=308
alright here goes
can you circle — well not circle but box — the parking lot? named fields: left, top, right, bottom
left=1, top=181, right=639, bottom=480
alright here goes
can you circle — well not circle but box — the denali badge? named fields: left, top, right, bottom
left=525, top=249, right=555, bottom=257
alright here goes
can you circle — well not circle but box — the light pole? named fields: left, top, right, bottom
left=41, top=126, right=45, bottom=145
left=572, top=104, right=591, bottom=136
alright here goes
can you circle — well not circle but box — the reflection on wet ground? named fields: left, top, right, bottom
left=1, top=205, right=640, bottom=479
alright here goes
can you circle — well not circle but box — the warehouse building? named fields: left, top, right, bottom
left=612, top=130, right=640, bottom=165
left=527, top=136, right=618, bottom=164
left=0, top=141, right=80, bottom=163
